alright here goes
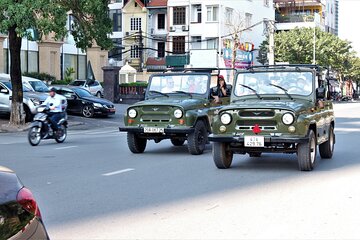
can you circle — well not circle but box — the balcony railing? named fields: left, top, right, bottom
left=276, top=13, right=315, bottom=23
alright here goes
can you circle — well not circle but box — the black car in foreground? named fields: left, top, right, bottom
left=0, top=166, right=49, bottom=239
left=52, top=85, right=116, bottom=118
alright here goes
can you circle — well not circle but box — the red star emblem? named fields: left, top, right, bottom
left=252, top=124, right=262, bottom=134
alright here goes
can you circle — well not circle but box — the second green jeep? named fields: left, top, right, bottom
left=208, top=65, right=335, bottom=171
left=119, top=72, right=230, bottom=155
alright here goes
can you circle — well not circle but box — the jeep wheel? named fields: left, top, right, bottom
left=213, top=142, right=233, bottom=169
left=249, top=152, right=262, bottom=157
left=171, top=138, right=185, bottom=146
left=319, top=125, right=335, bottom=159
left=127, top=133, right=147, bottom=153
left=297, top=130, right=317, bottom=171
left=187, top=120, right=207, bottom=155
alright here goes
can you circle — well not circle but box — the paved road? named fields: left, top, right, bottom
left=1, top=102, right=360, bottom=239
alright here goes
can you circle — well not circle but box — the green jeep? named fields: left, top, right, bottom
left=208, top=65, right=335, bottom=171
left=119, top=71, right=231, bottom=155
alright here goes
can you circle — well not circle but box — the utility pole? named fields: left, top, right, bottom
left=268, top=19, right=275, bottom=65
left=139, top=28, right=144, bottom=72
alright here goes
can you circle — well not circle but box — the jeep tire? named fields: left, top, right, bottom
left=319, top=125, right=335, bottom=159
left=187, top=120, right=207, bottom=155
left=297, top=130, right=317, bottom=171
left=213, top=142, right=233, bottom=169
left=171, top=138, right=186, bottom=146
left=127, top=132, right=147, bottom=153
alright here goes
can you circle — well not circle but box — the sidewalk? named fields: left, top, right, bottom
left=0, top=103, right=129, bottom=133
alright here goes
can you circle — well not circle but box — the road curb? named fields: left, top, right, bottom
left=0, top=121, right=85, bottom=133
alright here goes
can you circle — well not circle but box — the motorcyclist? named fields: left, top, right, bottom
left=43, top=87, right=65, bottom=135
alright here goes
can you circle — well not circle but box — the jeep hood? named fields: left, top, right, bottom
left=224, top=99, right=313, bottom=112
left=131, top=97, right=207, bottom=110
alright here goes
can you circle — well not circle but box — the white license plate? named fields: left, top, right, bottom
left=244, top=136, right=264, bottom=147
left=144, top=127, right=164, bottom=133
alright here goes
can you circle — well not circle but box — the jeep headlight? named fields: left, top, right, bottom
left=282, top=112, right=295, bottom=125
left=30, top=98, right=41, bottom=106
left=220, top=113, right=232, bottom=125
left=174, top=109, right=183, bottom=119
left=93, top=103, right=103, bottom=108
left=128, top=108, right=137, bottom=118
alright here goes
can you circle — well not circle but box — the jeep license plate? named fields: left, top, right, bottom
left=144, top=127, right=164, bottom=133
left=244, top=136, right=264, bottom=147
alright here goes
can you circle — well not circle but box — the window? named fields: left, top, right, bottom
left=109, top=9, right=122, bottom=32
left=157, top=42, right=165, bottom=58
left=245, top=13, right=252, bottom=28
left=158, top=14, right=165, bottom=29
left=172, top=36, right=185, bottom=54
left=130, top=17, right=141, bottom=31
left=173, top=7, right=186, bottom=25
left=108, top=38, right=123, bottom=61
left=206, top=6, right=218, bottom=22
left=191, top=36, right=201, bottom=49
left=206, top=38, right=218, bottom=49
left=225, top=8, right=233, bottom=24
left=191, top=4, right=201, bottom=23
left=264, top=0, right=270, bottom=7
left=131, top=45, right=140, bottom=58
left=28, top=51, right=38, bottom=73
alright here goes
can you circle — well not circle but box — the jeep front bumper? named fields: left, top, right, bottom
left=208, top=134, right=309, bottom=144
left=119, top=126, right=195, bottom=135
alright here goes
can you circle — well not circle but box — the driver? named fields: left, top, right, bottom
left=43, top=87, right=65, bottom=134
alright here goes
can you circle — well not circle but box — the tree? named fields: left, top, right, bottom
left=0, top=0, right=113, bottom=125
left=257, top=27, right=354, bottom=76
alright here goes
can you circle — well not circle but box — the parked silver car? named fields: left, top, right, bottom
left=0, top=73, right=50, bottom=93
left=0, top=80, right=48, bottom=121
left=68, top=79, right=104, bottom=97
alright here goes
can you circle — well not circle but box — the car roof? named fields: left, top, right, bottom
left=0, top=73, right=44, bottom=82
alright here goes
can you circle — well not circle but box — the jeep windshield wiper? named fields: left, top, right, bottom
left=268, top=83, right=293, bottom=100
left=148, top=90, right=169, bottom=97
left=174, top=91, right=192, bottom=98
left=238, top=84, right=261, bottom=99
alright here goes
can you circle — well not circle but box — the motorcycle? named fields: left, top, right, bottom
left=28, top=105, right=68, bottom=146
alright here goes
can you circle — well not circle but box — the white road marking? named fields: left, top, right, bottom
left=102, top=168, right=134, bottom=176
left=55, top=146, right=78, bottom=150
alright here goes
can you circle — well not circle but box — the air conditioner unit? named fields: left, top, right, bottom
left=182, top=25, right=189, bottom=31
left=125, top=32, right=130, bottom=36
left=169, top=26, right=176, bottom=32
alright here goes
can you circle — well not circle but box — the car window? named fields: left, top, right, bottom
left=28, top=81, right=49, bottom=92
left=69, top=81, right=85, bottom=87
left=2, top=82, right=31, bottom=92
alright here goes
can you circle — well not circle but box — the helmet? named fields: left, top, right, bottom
left=49, top=87, right=56, bottom=92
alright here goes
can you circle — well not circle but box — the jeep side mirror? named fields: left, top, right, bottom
left=316, top=87, right=326, bottom=99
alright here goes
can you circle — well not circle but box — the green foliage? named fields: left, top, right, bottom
left=23, top=72, right=56, bottom=82
left=50, top=80, right=69, bottom=85
left=258, top=27, right=355, bottom=77
left=64, top=67, right=75, bottom=83
left=120, top=82, right=148, bottom=87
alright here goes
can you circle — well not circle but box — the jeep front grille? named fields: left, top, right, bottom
left=142, top=106, right=170, bottom=112
left=239, top=110, right=275, bottom=117
left=141, top=115, right=171, bottom=123
left=236, top=120, right=277, bottom=131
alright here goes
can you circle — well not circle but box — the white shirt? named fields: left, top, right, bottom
left=43, top=94, right=63, bottom=113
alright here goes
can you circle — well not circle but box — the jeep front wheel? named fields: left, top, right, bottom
left=127, top=132, right=147, bottom=153
left=213, top=142, right=233, bottom=169
left=187, top=120, right=207, bottom=155
left=171, top=138, right=186, bottom=146
left=297, top=130, right=317, bottom=171
left=319, top=125, right=335, bottom=159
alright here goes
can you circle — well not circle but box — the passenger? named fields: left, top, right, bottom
left=212, top=75, right=230, bottom=103
left=161, top=77, right=176, bottom=93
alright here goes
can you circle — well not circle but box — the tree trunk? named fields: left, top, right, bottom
left=8, top=25, right=25, bottom=125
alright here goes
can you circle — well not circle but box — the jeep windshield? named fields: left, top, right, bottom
left=234, top=71, right=313, bottom=98
left=147, top=74, right=209, bottom=98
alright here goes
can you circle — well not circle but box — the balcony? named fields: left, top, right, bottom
left=276, top=13, right=315, bottom=23
left=274, top=0, right=322, bottom=7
